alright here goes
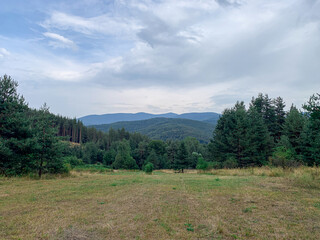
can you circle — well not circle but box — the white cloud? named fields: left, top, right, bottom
left=41, top=11, right=141, bottom=38
left=1, top=0, right=320, bottom=117
left=43, top=32, right=76, bottom=49
left=0, top=48, right=10, bottom=58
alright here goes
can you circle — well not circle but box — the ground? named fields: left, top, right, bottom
left=1, top=168, right=320, bottom=239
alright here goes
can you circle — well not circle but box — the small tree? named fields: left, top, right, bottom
left=31, top=104, right=64, bottom=177
left=196, top=153, right=209, bottom=172
left=174, top=142, right=189, bottom=173
left=112, top=141, right=138, bottom=169
left=144, top=162, right=154, bottom=174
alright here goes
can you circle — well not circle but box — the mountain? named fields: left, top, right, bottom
left=79, top=112, right=220, bottom=126
left=91, top=117, right=215, bottom=143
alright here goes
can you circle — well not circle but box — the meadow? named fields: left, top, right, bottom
left=1, top=167, right=320, bottom=240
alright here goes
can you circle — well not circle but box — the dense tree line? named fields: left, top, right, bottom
left=208, top=93, right=320, bottom=168
left=1, top=75, right=319, bottom=177
left=0, top=75, right=208, bottom=176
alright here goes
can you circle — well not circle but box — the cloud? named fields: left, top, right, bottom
left=215, top=0, right=241, bottom=7
left=0, top=48, right=10, bottom=58
left=41, top=11, right=141, bottom=38
left=1, top=0, right=320, bottom=117
left=43, top=32, right=76, bottom=49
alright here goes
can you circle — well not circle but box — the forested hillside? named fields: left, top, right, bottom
left=79, top=112, right=220, bottom=125
left=1, top=74, right=320, bottom=177
left=91, top=117, right=215, bottom=143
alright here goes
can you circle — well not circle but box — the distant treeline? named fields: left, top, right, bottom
left=1, top=75, right=319, bottom=177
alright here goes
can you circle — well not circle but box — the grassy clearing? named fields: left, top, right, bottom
left=1, top=168, right=320, bottom=239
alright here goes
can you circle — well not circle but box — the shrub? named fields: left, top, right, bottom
left=144, top=163, right=154, bottom=174
left=196, top=156, right=209, bottom=171
left=210, top=161, right=222, bottom=169
left=63, top=156, right=83, bottom=168
left=269, top=146, right=301, bottom=168
left=223, top=157, right=238, bottom=169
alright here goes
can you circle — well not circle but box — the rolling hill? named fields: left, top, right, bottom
left=91, top=117, right=215, bottom=143
left=79, top=112, right=220, bottom=126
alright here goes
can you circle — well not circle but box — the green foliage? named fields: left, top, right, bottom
left=210, top=161, right=222, bottom=169
left=173, top=142, right=189, bottom=172
left=82, top=142, right=104, bottom=164
left=301, top=94, right=320, bottom=166
left=314, top=202, right=320, bottom=209
left=2, top=75, right=320, bottom=173
left=270, top=145, right=299, bottom=168
left=31, top=104, right=66, bottom=177
left=223, top=157, right=238, bottom=169
left=283, top=105, right=305, bottom=159
left=146, top=150, right=160, bottom=169
left=73, top=164, right=112, bottom=173
left=243, top=206, right=257, bottom=213
left=0, top=75, right=33, bottom=176
left=196, top=154, right=209, bottom=171
left=63, top=156, right=83, bottom=168
left=210, top=101, right=269, bottom=167
left=103, top=149, right=116, bottom=166
left=144, top=162, right=154, bottom=174
left=184, top=223, right=194, bottom=232
left=112, top=141, right=138, bottom=169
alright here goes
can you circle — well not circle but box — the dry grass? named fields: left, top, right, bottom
left=1, top=168, right=320, bottom=239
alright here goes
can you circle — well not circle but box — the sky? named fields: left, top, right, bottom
left=0, top=0, right=319, bottom=118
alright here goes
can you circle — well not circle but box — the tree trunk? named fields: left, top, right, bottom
left=38, top=158, right=43, bottom=178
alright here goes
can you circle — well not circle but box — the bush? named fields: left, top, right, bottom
left=270, top=146, right=301, bottom=168
left=196, top=156, right=209, bottom=171
left=144, top=163, right=154, bottom=174
left=210, top=161, right=222, bottom=169
left=63, top=156, right=83, bottom=168
left=223, top=157, right=238, bottom=169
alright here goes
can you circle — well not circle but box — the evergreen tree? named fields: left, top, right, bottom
left=301, top=94, right=320, bottom=165
left=31, top=104, right=65, bottom=177
left=183, top=137, right=205, bottom=168
left=132, top=141, right=148, bottom=169
left=274, top=97, right=286, bottom=141
left=245, top=107, right=270, bottom=166
left=210, top=102, right=250, bottom=167
left=283, top=105, right=305, bottom=159
left=166, top=141, right=179, bottom=169
left=112, top=141, right=138, bottom=169
left=146, top=149, right=160, bottom=169
left=174, top=141, right=189, bottom=172
left=250, top=93, right=277, bottom=143
left=82, top=142, right=100, bottom=164
left=103, top=149, right=116, bottom=166
left=0, top=75, right=33, bottom=176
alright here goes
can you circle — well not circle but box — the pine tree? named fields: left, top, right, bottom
left=246, top=107, right=270, bottom=166
left=274, top=97, right=286, bottom=142
left=301, top=94, right=320, bottom=165
left=31, top=104, right=64, bottom=177
left=166, top=141, right=179, bottom=169
left=174, top=142, right=189, bottom=172
left=283, top=105, right=305, bottom=159
left=210, top=102, right=250, bottom=167
left=0, top=75, right=33, bottom=176
left=146, top=149, right=160, bottom=169
left=250, top=93, right=276, bottom=149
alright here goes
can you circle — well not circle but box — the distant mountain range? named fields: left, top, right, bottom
left=79, top=112, right=221, bottom=143
left=79, top=112, right=220, bottom=126
left=91, top=117, right=216, bottom=143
